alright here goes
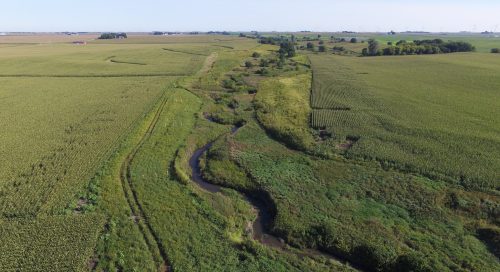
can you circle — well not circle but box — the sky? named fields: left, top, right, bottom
left=0, top=0, right=499, bottom=33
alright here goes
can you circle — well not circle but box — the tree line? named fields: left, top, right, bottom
left=98, top=33, right=128, bottom=39
left=362, top=39, right=475, bottom=56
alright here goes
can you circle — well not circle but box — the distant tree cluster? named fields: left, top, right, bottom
left=207, top=31, right=231, bottom=35
left=98, top=33, right=127, bottom=39
left=362, top=39, right=475, bottom=56
left=152, top=31, right=181, bottom=36
left=259, top=35, right=301, bottom=45
left=491, top=48, right=500, bottom=53
left=278, top=41, right=296, bottom=58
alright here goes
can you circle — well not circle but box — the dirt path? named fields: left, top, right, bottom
left=196, top=52, right=218, bottom=76
left=119, top=93, right=170, bottom=272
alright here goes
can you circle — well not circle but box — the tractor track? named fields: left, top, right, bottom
left=119, top=91, right=170, bottom=272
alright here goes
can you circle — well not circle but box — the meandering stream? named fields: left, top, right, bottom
left=188, top=126, right=284, bottom=248
left=188, top=125, right=362, bottom=271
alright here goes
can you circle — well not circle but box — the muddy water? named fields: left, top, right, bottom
left=188, top=126, right=362, bottom=271
left=188, top=127, right=285, bottom=248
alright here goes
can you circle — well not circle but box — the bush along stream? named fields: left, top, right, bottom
left=189, top=125, right=284, bottom=248
left=188, top=122, right=363, bottom=271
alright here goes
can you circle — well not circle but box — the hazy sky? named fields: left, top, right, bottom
left=0, top=0, right=499, bottom=32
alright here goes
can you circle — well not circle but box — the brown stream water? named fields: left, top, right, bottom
left=188, top=125, right=363, bottom=271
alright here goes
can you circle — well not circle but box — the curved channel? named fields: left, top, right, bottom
left=188, top=125, right=363, bottom=271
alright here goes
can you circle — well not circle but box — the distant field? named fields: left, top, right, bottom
left=309, top=53, right=500, bottom=190
left=0, top=34, right=98, bottom=43
left=0, top=44, right=204, bottom=76
left=92, top=35, right=257, bottom=48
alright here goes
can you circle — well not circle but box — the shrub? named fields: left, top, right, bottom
left=393, top=252, right=433, bottom=272
left=244, top=61, right=253, bottom=68
left=350, top=38, right=358, bottom=43
left=492, top=48, right=500, bottom=53
left=352, top=243, right=398, bottom=271
left=256, top=68, right=269, bottom=75
left=333, top=46, right=345, bottom=52
left=222, top=79, right=235, bottom=89
left=367, top=39, right=380, bottom=56
left=252, top=52, right=261, bottom=58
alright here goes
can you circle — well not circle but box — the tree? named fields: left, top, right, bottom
left=306, top=42, right=315, bottom=50
left=350, top=38, right=358, bottom=43
left=396, top=40, right=407, bottom=46
left=382, top=46, right=395, bottom=55
left=367, top=39, right=379, bottom=56
left=279, top=41, right=296, bottom=57
left=491, top=48, right=500, bottom=53
left=318, top=45, right=326, bottom=52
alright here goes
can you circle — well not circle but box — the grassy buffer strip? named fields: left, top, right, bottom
left=119, top=90, right=171, bottom=271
